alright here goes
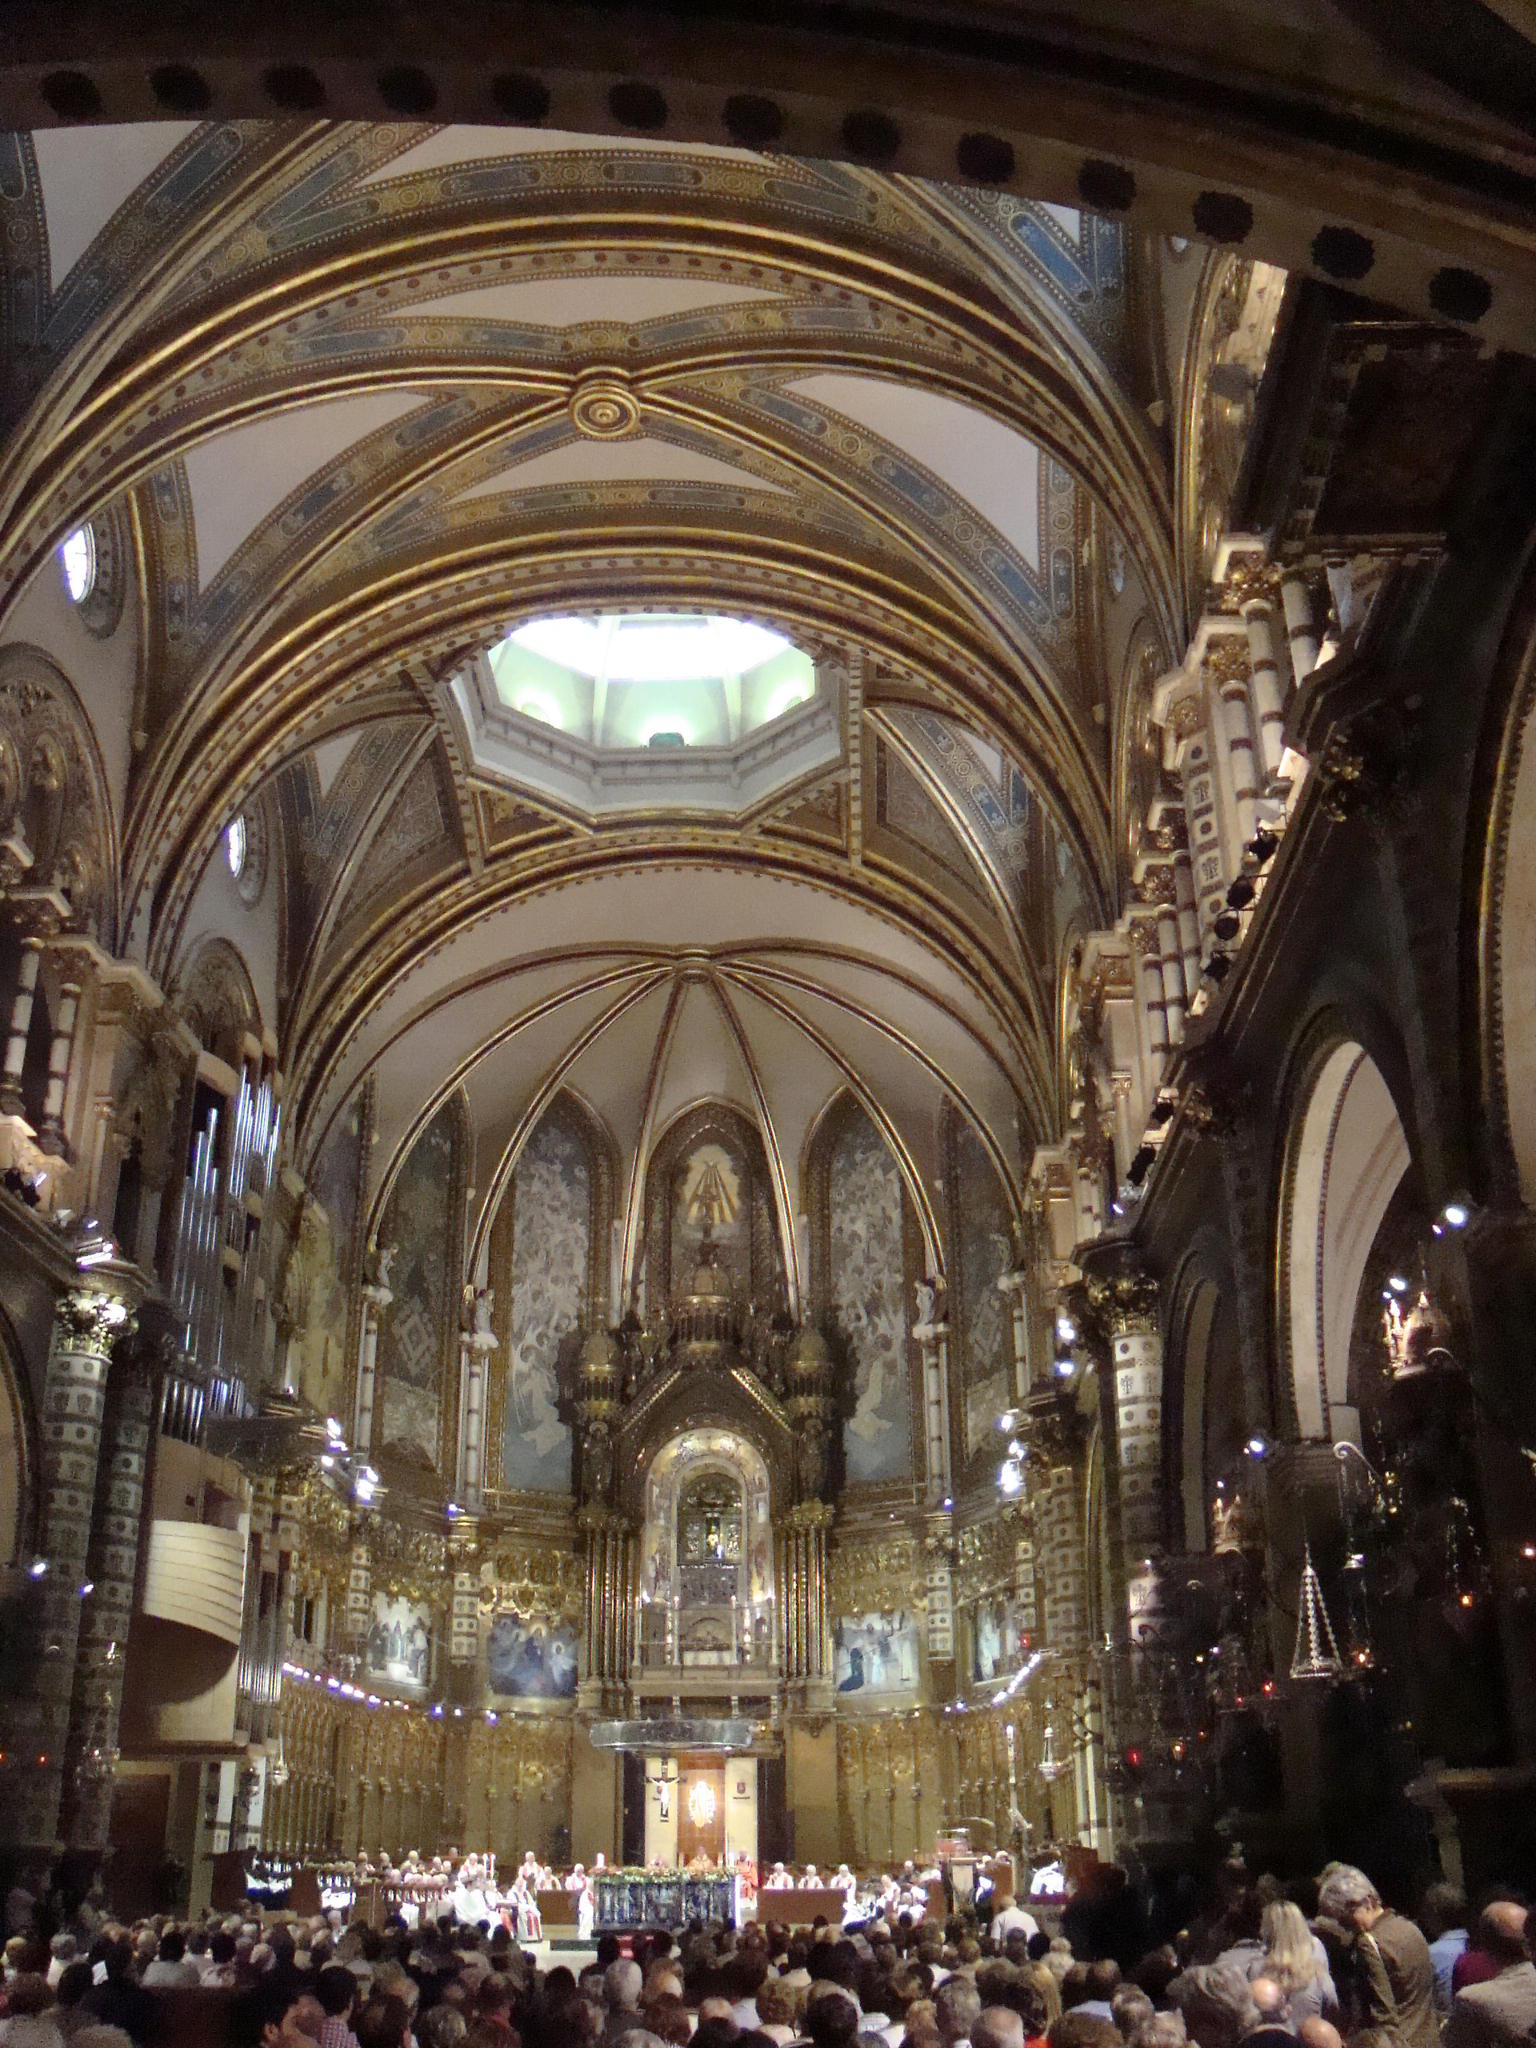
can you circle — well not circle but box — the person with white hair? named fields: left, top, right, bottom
left=1316, top=1866, right=1437, bottom=2048
left=763, top=1862, right=793, bottom=1890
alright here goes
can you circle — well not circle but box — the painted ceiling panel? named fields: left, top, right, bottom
left=183, top=389, right=425, bottom=587
left=360, top=124, right=766, bottom=188
left=786, top=371, right=1043, bottom=570
left=31, top=122, right=197, bottom=289
left=311, top=733, right=361, bottom=800
left=645, top=977, right=757, bottom=1138
left=414, top=274, right=782, bottom=328
left=454, top=434, right=790, bottom=505
left=369, top=969, right=651, bottom=1218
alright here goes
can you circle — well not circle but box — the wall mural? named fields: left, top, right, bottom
left=955, top=1121, right=1012, bottom=1458
left=502, top=1115, right=588, bottom=1492
left=365, top=1593, right=432, bottom=1692
left=486, top=1613, right=579, bottom=1700
left=278, top=1092, right=361, bottom=1419
left=835, top=1609, right=922, bottom=1697
left=376, top=1101, right=458, bottom=1472
left=829, top=1112, right=912, bottom=1484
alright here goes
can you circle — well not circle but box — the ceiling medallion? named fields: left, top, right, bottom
left=570, top=372, right=642, bottom=440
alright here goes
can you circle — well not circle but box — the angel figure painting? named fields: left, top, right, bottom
left=502, top=1115, right=589, bottom=1490
left=829, top=1111, right=911, bottom=1484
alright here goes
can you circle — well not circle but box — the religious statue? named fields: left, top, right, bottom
left=462, top=1284, right=495, bottom=1338
left=366, top=1241, right=396, bottom=1292
left=795, top=1425, right=829, bottom=1501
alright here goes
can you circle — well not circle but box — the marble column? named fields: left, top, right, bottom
left=0, top=935, right=42, bottom=1119
left=353, top=1251, right=394, bottom=1456
left=59, top=1311, right=161, bottom=1850
left=1241, top=597, right=1288, bottom=783
left=9, top=1286, right=135, bottom=1859
left=456, top=1294, right=496, bottom=1511
left=36, top=979, right=81, bottom=1158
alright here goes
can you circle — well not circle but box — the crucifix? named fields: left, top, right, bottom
left=646, top=1758, right=679, bottom=1823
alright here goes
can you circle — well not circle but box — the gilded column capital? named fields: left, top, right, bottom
left=54, top=1285, right=134, bottom=1356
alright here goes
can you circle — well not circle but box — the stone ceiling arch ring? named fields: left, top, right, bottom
left=0, top=204, right=1182, bottom=646
left=130, top=539, right=1116, bottom=971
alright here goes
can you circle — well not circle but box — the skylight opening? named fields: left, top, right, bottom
left=507, top=612, right=791, bottom=685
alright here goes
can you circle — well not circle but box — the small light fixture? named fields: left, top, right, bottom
left=1441, top=1200, right=1471, bottom=1230
left=1244, top=1434, right=1272, bottom=1460
left=27, top=1558, right=47, bottom=1580
left=1055, top=1312, right=1077, bottom=1344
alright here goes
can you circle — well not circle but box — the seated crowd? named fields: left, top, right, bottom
left=0, top=1857, right=1530, bottom=2048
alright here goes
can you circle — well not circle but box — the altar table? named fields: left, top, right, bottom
left=595, top=1870, right=734, bottom=1928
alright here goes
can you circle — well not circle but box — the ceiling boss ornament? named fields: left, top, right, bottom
left=569, top=371, right=643, bottom=441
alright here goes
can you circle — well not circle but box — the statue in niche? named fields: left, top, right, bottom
left=582, top=1422, right=615, bottom=1505
left=796, top=1425, right=829, bottom=1502
left=462, top=1285, right=496, bottom=1339
left=366, top=1241, right=397, bottom=1293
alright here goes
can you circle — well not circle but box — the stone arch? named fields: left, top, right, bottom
left=1477, top=561, right=1536, bottom=1203
left=1165, top=1245, right=1247, bottom=1553
left=171, top=933, right=262, bottom=1066
left=1277, top=1036, right=1413, bottom=1440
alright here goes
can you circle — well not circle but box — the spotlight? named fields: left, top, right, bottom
left=1226, top=876, right=1255, bottom=910
left=999, top=1462, right=1024, bottom=1497
left=445, top=1502, right=462, bottom=1520
left=1247, top=827, right=1278, bottom=864
left=1129, top=1144, right=1155, bottom=1185
left=1150, top=1097, right=1175, bottom=1126
left=1055, top=1312, right=1077, bottom=1344
left=1441, top=1200, right=1471, bottom=1230
left=1243, top=1434, right=1273, bottom=1460
left=941, top=1496, right=953, bottom=1511
left=1110, top=1199, right=1126, bottom=1217
left=1387, top=1275, right=1409, bottom=1294
left=78, top=1581, right=93, bottom=1598
left=27, top=1558, right=47, bottom=1580
left=1213, top=911, right=1241, bottom=943
left=1205, top=952, right=1231, bottom=983
left=1053, top=1356, right=1076, bottom=1380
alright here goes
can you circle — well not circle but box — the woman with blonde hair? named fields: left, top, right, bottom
left=1254, top=1900, right=1338, bottom=2027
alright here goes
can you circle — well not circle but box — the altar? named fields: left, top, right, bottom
left=595, top=1869, right=735, bottom=1929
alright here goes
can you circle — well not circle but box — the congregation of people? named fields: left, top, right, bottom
left=1, top=1852, right=1533, bottom=2048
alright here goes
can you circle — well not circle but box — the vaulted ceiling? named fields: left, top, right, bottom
left=0, top=117, right=1194, bottom=1283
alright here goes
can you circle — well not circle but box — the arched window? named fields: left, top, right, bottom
left=60, top=524, right=96, bottom=605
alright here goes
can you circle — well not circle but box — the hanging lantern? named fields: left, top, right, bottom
left=1289, top=1543, right=1344, bottom=1681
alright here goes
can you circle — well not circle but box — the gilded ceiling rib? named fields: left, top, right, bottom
left=618, top=972, right=688, bottom=1307
left=377, top=965, right=675, bottom=1263
left=724, top=959, right=1028, bottom=1221
left=707, top=970, right=803, bottom=1319
left=725, top=967, right=946, bottom=1275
